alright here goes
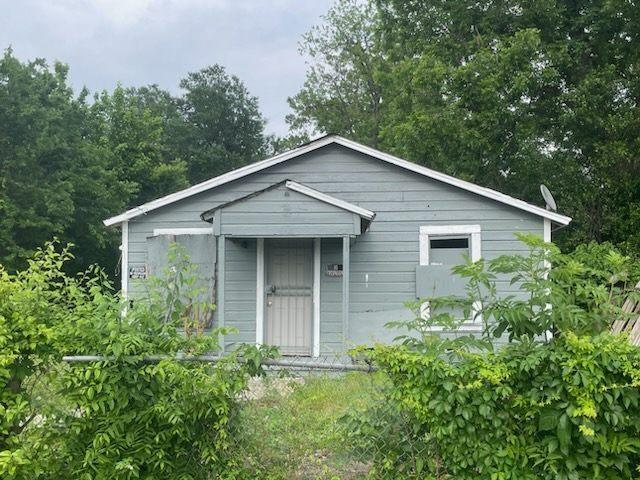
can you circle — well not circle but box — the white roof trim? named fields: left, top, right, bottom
left=285, top=181, right=375, bottom=220
left=104, top=135, right=571, bottom=226
left=333, top=137, right=571, bottom=225
left=199, top=180, right=375, bottom=222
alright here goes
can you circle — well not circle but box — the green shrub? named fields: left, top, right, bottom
left=0, top=242, right=268, bottom=479
left=370, top=333, right=640, bottom=479
left=353, top=236, right=640, bottom=479
left=41, top=357, right=246, bottom=479
left=0, top=243, right=75, bottom=472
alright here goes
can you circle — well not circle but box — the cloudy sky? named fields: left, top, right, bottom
left=0, top=0, right=332, bottom=136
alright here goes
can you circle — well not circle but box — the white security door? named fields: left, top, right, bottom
left=265, top=239, right=313, bottom=355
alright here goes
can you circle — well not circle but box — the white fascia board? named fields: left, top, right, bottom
left=285, top=180, right=375, bottom=220
left=332, top=137, right=572, bottom=226
left=104, top=134, right=571, bottom=227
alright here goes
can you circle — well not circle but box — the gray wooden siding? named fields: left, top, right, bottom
left=224, top=238, right=256, bottom=347
left=126, top=143, right=544, bottom=350
left=215, top=185, right=360, bottom=237
left=320, top=238, right=344, bottom=355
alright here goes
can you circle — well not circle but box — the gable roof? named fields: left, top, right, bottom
left=200, top=180, right=376, bottom=222
left=103, top=135, right=572, bottom=227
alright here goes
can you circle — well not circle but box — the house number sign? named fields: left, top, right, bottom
left=129, top=265, right=147, bottom=279
left=325, top=264, right=343, bottom=277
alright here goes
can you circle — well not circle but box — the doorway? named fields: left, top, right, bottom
left=264, top=238, right=313, bottom=355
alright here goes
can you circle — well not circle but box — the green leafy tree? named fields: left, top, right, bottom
left=0, top=49, right=272, bottom=280
left=287, top=0, right=384, bottom=147
left=174, top=65, right=268, bottom=183
left=0, top=49, right=129, bottom=274
left=376, top=0, right=640, bottom=254
left=289, top=0, right=640, bottom=256
left=88, top=86, right=189, bottom=207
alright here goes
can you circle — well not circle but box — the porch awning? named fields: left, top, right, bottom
left=200, top=180, right=375, bottom=237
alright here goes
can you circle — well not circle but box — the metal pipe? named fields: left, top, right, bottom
left=61, top=355, right=376, bottom=372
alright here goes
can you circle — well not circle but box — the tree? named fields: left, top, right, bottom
left=0, top=50, right=129, bottom=274
left=376, top=0, right=640, bottom=254
left=287, top=0, right=384, bottom=147
left=288, top=0, right=640, bottom=256
left=0, top=49, right=273, bottom=278
left=174, top=65, right=267, bottom=184
left=88, top=86, right=189, bottom=208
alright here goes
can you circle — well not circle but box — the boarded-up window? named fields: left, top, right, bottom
left=147, top=234, right=216, bottom=328
left=428, top=236, right=470, bottom=266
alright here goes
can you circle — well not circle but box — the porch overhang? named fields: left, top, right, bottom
left=200, top=180, right=375, bottom=238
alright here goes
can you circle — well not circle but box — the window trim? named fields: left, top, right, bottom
left=152, top=228, right=214, bottom=236
left=419, top=224, right=481, bottom=266
left=419, top=224, right=482, bottom=328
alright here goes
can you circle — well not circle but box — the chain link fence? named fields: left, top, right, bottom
left=61, top=353, right=421, bottom=479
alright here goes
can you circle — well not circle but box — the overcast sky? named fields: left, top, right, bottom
left=0, top=0, right=332, bottom=136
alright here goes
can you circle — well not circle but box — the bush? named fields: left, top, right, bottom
left=0, top=242, right=267, bottom=479
left=41, top=357, right=246, bottom=479
left=353, top=236, right=640, bottom=479
left=0, top=243, right=75, bottom=471
left=370, top=334, right=640, bottom=479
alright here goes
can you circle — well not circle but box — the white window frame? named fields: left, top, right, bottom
left=419, top=224, right=481, bottom=266
left=418, top=224, right=482, bottom=329
left=152, top=228, right=214, bottom=236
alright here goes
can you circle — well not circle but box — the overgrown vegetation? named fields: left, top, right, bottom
left=2, top=237, right=640, bottom=479
left=235, top=373, right=380, bottom=479
left=0, top=242, right=272, bottom=479
left=348, top=235, right=640, bottom=479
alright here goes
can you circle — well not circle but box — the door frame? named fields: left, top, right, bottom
left=255, top=238, right=320, bottom=357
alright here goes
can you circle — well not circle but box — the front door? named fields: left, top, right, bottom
left=265, top=238, right=313, bottom=355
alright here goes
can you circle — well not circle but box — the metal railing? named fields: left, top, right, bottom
left=62, top=354, right=376, bottom=372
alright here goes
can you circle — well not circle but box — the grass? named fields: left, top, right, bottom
left=234, top=372, right=383, bottom=480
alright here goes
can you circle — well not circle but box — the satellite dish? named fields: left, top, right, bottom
left=540, top=184, right=557, bottom=212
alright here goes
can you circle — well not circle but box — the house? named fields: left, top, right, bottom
left=104, top=135, right=571, bottom=356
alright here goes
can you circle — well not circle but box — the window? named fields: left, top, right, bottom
left=428, top=236, right=470, bottom=266
left=418, top=225, right=482, bottom=327
left=419, top=225, right=481, bottom=265
left=430, top=237, right=469, bottom=250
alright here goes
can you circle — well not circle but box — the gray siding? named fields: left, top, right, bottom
left=126, top=144, right=544, bottom=351
left=320, top=238, right=344, bottom=355
left=216, top=185, right=360, bottom=237
left=224, top=238, right=256, bottom=346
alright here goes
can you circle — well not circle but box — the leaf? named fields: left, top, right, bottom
left=557, top=413, right=571, bottom=455
left=539, top=409, right=558, bottom=431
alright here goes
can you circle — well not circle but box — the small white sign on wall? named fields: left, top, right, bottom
left=325, top=263, right=343, bottom=277
left=129, top=265, right=147, bottom=279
